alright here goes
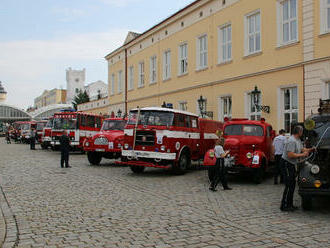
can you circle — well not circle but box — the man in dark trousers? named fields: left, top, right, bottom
left=272, top=129, right=286, bottom=184
left=280, top=125, right=313, bottom=211
left=30, top=128, right=36, bottom=150
left=59, top=131, right=71, bottom=168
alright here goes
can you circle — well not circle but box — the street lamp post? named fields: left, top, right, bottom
left=117, top=109, right=122, bottom=118
left=198, top=95, right=207, bottom=118
left=251, top=86, right=270, bottom=114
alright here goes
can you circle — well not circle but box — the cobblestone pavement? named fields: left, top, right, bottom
left=0, top=139, right=330, bottom=248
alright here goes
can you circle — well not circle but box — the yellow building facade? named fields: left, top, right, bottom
left=105, top=0, right=330, bottom=132
left=34, top=89, right=67, bottom=109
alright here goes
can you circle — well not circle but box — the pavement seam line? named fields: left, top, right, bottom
left=0, top=185, right=20, bottom=248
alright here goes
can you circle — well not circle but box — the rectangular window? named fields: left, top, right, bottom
left=220, top=96, right=232, bottom=121
left=248, top=93, right=261, bottom=120
left=197, top=35, right=208, bottom=69
left=117, top=70, right=123, bottom=93
left=283, top=87, right=298, bottom=133
left=150, top=56, right=157, bottom=84
left=128, top=66, right=134, bottom=90
left=245, top=11, right=261, bottom=55
left=179, top=43, right=188, bottom=75
left=327, top=82, right=330, bottom=99
left=328, top=0, right=330, bottom=30
left=163, top=50, right=171, bottom=81
left=178, top=101, right=187, bottom=111
left=218, top=24, right=232, bottom=63
left=278, top=0, right=297, bottom=45
left=111, top=74, right=115, bottom=95
left=138, top=62, right=145, bottom=88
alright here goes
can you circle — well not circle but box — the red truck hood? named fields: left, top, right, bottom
left=225, top=136, right=263, bottom=147
left=92, top=130, right=123, bottom=142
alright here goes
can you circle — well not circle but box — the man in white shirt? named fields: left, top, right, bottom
left=272, top=129, right=286, bottom=184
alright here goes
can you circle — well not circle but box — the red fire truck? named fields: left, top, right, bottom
left=41, top=118, right=53, bottom=149
left=36, top=120, right=48, bottom=143
left=119, top=107, right=223, bottom=174
left=83, top=118, right=127, bottom=165
left=51, top=112, right=104, bottom=150
left=20, top=121, right=37, bottom=143
left=204, top=118, right=275, bottom=183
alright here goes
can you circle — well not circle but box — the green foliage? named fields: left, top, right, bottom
left=72, top=89, right=90, bottom=110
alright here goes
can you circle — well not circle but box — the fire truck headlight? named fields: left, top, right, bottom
left=246, top=152, right=253, bottom=159
left=161, top=145, right=166, bottom=152
left=124, top=144, right=129, bottom=149
left=310, top=165, right=320, bottom=175
left=85, top=142, right=90, bottom=147
left=118, top=143, right=122, bottom=148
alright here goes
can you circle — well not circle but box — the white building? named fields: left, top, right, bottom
left=66, top=68, right=85, bottom=104
left=85, top=80, right=108, bottom=101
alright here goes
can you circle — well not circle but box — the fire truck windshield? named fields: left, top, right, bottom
left=21, top=124, right=30, bottom=130
left=128, top=110, right=174, bottom=126
left=102, top=120, right=126, bottom=131
left=224, top=124, right=264, bottom=136
left=53, top=118, right=76, bottom=130
left=36, top=122, right=47, bottom=131
left=46, top=119, right=53, bottom=128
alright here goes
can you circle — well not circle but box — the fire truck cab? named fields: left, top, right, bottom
left=36, top=120, right=48, bottom=144
left=204, top=118, right=275, bottom=183
left=40, top=118, right=53, bottom=149
left=20, top=121, right=37, bottom=143
left=120, top=107, right=223, bottom=174
left=51, top=112, right=104, bottom=151
left=83, top=118, right=127, bottom=165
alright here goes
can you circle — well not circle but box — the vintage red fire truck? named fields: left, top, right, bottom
left=83, top=118, right=127, bottom=165
left=40, top=117, right=53, bottom=149
left=51, top=112, right=104, bottom=150
left=20, top=121, right=37, bottom=143
left=36, top=120, right=48, bottom=143
left=119, top=107, right=223, bottom=174
left=204, top=118, right=275, bottom=183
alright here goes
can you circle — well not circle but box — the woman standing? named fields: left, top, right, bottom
left=209, top=137, right=232, bottom=192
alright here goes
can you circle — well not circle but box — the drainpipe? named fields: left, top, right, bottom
left=303, top=65, right=306, bottom=120
left=125, top=48, right=128, bottom=116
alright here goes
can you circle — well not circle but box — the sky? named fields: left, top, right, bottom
left=0, top=0, right=194, bottom=109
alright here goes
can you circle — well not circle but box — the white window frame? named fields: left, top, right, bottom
left=196, top=34, right=208, bottom=70
left=178, top=101, right=188, bottom=111
left=277, top=0, right=298, bottom=46
left=320, top=0, right=330, bottom=34
left=117, top=70, right=123, bottom=94
left=218, top=23, right=232, bottom=64
left=178, top=43, right=188, bottom=75
left=138, top=61, right=145, bottom=88
left=219, top=95, right=232, bottom=121
left=244, top=10, right=261, bottom=56
left=150, top=55, right=157, bottom=84
left=163, top=50, right=171, bottom=81
left=282, top=87, right=298, bottom=133
left=128, top=66, right=134, bottom=91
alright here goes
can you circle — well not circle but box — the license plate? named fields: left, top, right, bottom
left=96, top=149, right=105, bottom=152
left=252, top=155, right=260, bottom=165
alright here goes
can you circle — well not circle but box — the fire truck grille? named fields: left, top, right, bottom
left=135, top=131, right=155, bottom=146
left=94, top=137, right=109, bottom=145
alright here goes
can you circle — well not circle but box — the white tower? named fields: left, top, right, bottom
left=66, top=67, right=85, bottom=104
left=0, top=81, right=7, bottom=103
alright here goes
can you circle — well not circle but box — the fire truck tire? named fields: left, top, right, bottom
left=301, top=196, right=313, bottom=211
left=41, top=143, right=47, bottom=150
left=87, top=152, right=102, bottom=165
left=172, top=151, right=190, bottom=175
left=130, top=166, right=145, bottom=174
left=253, top=162, right=266, bottom=184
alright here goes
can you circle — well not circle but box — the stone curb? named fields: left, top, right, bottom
left=0, top=186, right=19, bottom=248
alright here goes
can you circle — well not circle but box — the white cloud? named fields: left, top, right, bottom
left=0, top=29, right=128, bottom=108
left=99, top=0, right=142, bottom=7
left=52, top=7, right=87, bottom=22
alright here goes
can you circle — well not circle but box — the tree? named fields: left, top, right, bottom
left=72, top=89, right=90, bottom=110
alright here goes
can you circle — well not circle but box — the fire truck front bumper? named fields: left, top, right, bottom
left=122, top=150, right=176, bottom=161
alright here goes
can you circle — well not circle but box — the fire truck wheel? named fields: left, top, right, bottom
left=41, top=143, right=47, bottom=150
left=87, top=152, right=102, bottom=165
left=301, top=195, right=313, bottom=211
left=173, top=151, right=190, bottom=175
left=253, top=162, right=266, bottom=184
left=130, top=166, right=145, bottom=174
